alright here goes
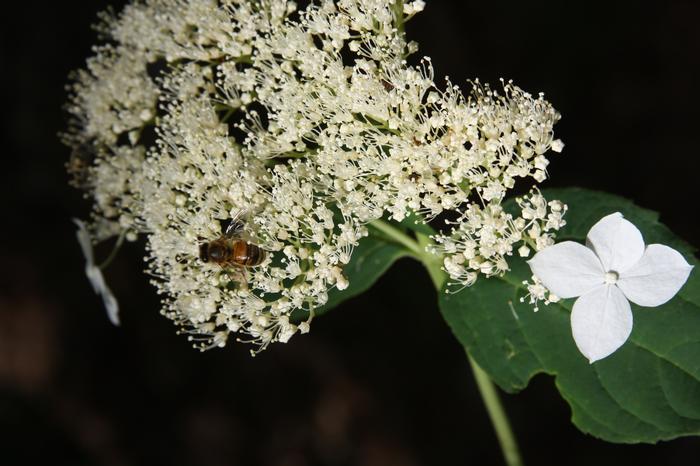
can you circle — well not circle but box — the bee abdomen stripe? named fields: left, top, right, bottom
left=246, top=245, right=260, bottom=266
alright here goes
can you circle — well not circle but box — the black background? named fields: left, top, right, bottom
left=2, top=1, right=699, bottom=465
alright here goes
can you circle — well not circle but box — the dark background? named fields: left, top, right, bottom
left=2, top=1, right=699, bottom=465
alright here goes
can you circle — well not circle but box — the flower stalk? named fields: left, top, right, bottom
left=391, top=0, right=406, bottom=34
left=469, top=356, right=524, bottom=466
left=368, top=219, right=424, bottom=257
left=369, top=219, right=524, bottom=466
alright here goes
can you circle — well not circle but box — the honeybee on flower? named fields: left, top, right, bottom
left=198, top=212, right=267, bottom=276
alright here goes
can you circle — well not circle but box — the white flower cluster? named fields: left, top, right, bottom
left=433, top=193, right=567, bottom=290
left=65, top=0, right=566, bottom=352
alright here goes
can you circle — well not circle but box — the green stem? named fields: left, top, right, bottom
left=469, top=357, right=524, bottom=466
left=415, top=232, right=446, bottom=290
left=220, top=108, right=236, bottom=123
left=98, top=230, right=126, bottom=270
left=391, top=0, right=405, bottom=35
left=369, top=219, right=424, bottom=257
left=368, top=218, right=524, bottom=466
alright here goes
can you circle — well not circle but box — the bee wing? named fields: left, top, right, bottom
left=224, top=209, right=248, bottom=238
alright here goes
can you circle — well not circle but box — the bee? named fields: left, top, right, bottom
left=199, top=213, right=266, bottom=270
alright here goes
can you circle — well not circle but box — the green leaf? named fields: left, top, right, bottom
left=439, top=187, right=700, bottom=443
left=313, top=234, right=410, bottom=317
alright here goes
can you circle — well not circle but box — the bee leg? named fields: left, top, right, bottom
left=223, top=266, right=248, bottom=291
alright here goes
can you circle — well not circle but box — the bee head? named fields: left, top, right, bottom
left=199, top=243, right=210, bottom=262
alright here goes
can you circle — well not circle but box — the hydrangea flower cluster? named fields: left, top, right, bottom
left=65, top=0, right=566, bottom=352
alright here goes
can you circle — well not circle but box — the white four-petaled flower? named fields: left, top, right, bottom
left=528, top=212, right=693, bottom=363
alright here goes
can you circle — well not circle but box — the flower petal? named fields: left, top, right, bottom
left=617, top=244, right=694, bottom=307
left=74, top=218, right=95, bottom=265
left=84, top=265, right=121, bottom=326
left=571, top=284, right=633, bottom=363
left=100, top=284, right=121, bottom=326
left=586, top=212, right=645, bottom=273
left=85, top=265, right=106, bottom=294
left=527, top=241, right=605, bottom=298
